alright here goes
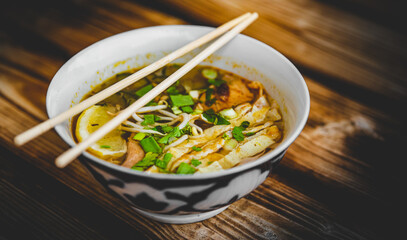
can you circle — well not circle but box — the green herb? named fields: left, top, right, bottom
left=205, top=88, right=216, bottom=106
left=140, top=137, right=162, bottom=153
left=181, top=124, right=192, bottom=135
left=158, top=127, right=181, bottom=144
left=141, top=114, right=160, bottom=126
left=155, top=153, right=172, bottom=169
left=133, top=132, right=146, bottom=141
left=161, top=125, right=174, bottom=133
left=132, top=152, right=158, bottom=170
left=216, top=115, right=230, bottom=125
left=170, top=94, right=194, bottom=107
left=191, top=159, right=202, bottom=167
left=192, top=146, right=202, bottom=151
left=232, top=121, right=250, bottom=142
left=176, top=162, right=196, bottom=174
left=181, top=106, right=193, bottom=113
left=245, top=132, right=256, bottom=136
left=135, top=84, right=153, bottom=97
left=208, top=78, right=226, bottom=87
left=202, top=109, right=230, bottom=125
left=202, top=68, right=218, bottom=79
left=100, top=145, right=111, bottom=149
left=166, top=85, right=179, bottom=95
left=145, top=101, right=158, bottom=106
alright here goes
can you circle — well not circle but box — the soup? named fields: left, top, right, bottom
left=73, top=64, right=284, bottom=174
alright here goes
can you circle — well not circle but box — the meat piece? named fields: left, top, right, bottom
left=121, top=136, right=145, bottom=168
left=200, top=74, right=254, bottom=112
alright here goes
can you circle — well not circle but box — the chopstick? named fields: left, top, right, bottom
left=14, top=12, right=252, bottom=147
left=55, top=12, right=258, bottom=168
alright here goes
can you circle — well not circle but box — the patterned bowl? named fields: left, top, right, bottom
left=46, top=25, right=310, bottom=224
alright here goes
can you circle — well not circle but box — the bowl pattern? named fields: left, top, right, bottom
left=80, top=149, right=286, bottom=215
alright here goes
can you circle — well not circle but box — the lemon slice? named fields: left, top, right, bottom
left=76, top=105, right=127, bottom=159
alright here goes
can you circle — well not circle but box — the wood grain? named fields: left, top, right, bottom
left=0, top=0, right=405, bottom=239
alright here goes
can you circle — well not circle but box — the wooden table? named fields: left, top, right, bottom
left=1, top=0, right=405, bottom=239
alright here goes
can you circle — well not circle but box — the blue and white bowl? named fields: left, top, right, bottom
left=47, top=25, right=310, bottom=224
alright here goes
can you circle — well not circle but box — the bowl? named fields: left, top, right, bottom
left=46, top=25, right=310, bottom=224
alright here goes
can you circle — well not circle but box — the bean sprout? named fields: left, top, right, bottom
left=136, top=105, right=167, bottom=113
left=132, top=113, right=143, bottom=122
left=164, top=135, right=188, bottom=152
left=158, top=109, right=178, bottom=118
left=178, top=113, right=190, bottom=129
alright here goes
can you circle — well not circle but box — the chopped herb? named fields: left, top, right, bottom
left=132, top=152, right=158, bottom=170
left=192, top=109, right=203, bottom=115
left=208, top=78, right=226, bottom=87
left=205, top=88, right=216, bottom=106
left=145, top=101, right=158, bottom=106
left=155, top=153, right=173, bottom=169
left=232, top=121, right=250, bottom=142
left=133, top=132, right=146, bottom=141
left=166, top=85, right=179, bottom=95
left=171, top=106, right=182, bottom=115
left=181, top=124, right=192, bottom=135
left=161, top=125, right=174, bottom=133
left=158, top=127, right=181, bottom=144
left=245, top=132, right=256, bottom=136
left=140, top=137, right=162, bottom=153
left=176, top=162, right=196, bottom=174
left=202, top=109, right=230, bottom=125
left=216, top=115, right=230, bottom=125
left=192, top=146, right=202, bottom=151
left=191, top=159, right=202, bottom=167
left=135, top=84, right=153, bottom=97
left=170, top=94, right=194, bottom=107
left=202, top=68, right=218, bottom=79
left=100, top=145, right=111, bottom=149
left=181, top=106, right=193, bottom=113
left=141, top=114, right=160, bottom=126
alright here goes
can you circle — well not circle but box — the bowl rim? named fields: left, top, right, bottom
left=47, top=25, right=310, bottom=180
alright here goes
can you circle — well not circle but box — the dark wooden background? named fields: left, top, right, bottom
left=0, top=0, right=406, bottom=239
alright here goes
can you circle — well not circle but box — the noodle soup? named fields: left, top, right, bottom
left=73, top=64, right=284, bottom=174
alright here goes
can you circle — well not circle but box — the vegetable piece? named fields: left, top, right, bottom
left=202, top=68, right=218, bottom=79
left=141, top=114, right=160, bottom=126
left=171, top=106, right=182, bottom=115
left=181, top=106, right=193, bottom=113
left=192, top=109, right=203, bottom=115
left=208, top=78, right=226, bottom=87
left=216, top=115, right=230, bottom=125
left=155, top=153, right=172, bottom=169
left=189, top=90, right=200, bottom=100
left=132, top=152, right=158, bottom=170
left=176, top=162, right=196, bottom=174
left=166, top=85, right=179, bottom=95
left=135, top=84, right=153, bottom=97
left=224, top=139, right=238, bottom=151
left=232, top=121, right=250, bottom=142
left=191, top=159, right=202, bottom=167
left=140, top=137, right=162, bottom=153
left=170, top=94, right=194, bottom=107
left=100, top=145, right=111, bottom=149
left=192, top=146, right=202, bottom=151
left=133, top=132, right=146, bottom=141
left=219, top=108, right=237, bottom=119
left=158, top=127, right=181, bottom=144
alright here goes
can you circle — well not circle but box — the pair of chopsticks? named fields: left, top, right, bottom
left=14, top=12, right=259, bottom=168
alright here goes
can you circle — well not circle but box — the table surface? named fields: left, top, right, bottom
left=0, top=0, right=405, bottom=239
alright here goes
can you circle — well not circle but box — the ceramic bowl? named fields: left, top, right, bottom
left=46, top=25, right=310, bottom=224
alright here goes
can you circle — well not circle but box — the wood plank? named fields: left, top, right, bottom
left=149, top=0, right=407, bottom=103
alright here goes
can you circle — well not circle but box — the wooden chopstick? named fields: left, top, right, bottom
left=54, top=12, right=259, bottom=168
left=14, top=12, right=252, bottom=147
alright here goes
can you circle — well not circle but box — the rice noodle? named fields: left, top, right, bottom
left=164, top=135, right=189, bottom=152
left=136, top=105, right=167, bottom=113
left=178, top=113, right=190, bottom=129
left=158, top=109, right=178, bottom=118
